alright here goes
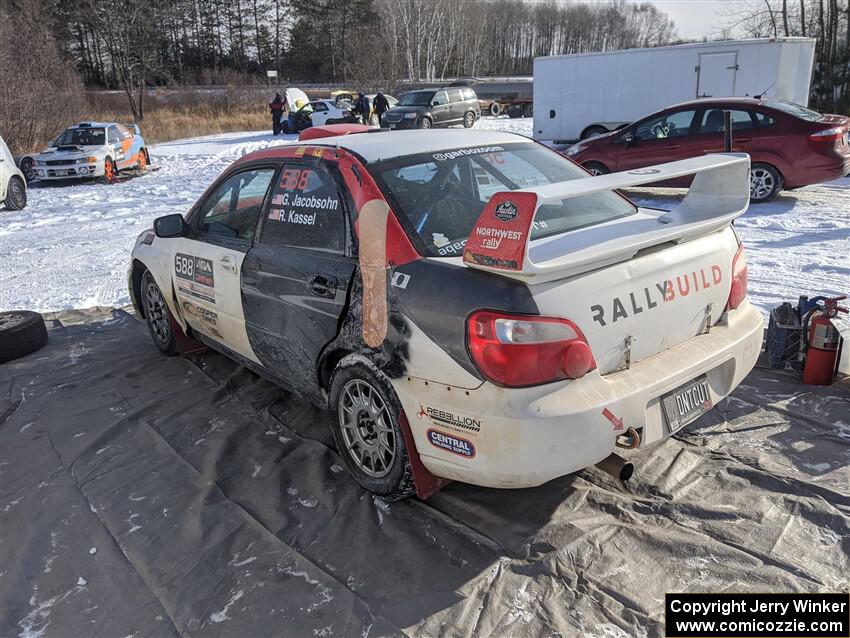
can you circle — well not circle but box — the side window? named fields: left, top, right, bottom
left=312, top=102, right=328, bottom=112
left=432, top=91, right=448, bottom=106
left=107, top=126, right=121, bottom=144
left=117, top=125, right=133, bottom=140
left=461, top=87, right=476, bottom=101
left=197, top=168, right=275, bottom=241
left=754, top=111, right=777, bottom=127
left=698, top=109, right=756, bottom=134
left=635, top=110, right=696, bottom=139
left=446, top=88, right=463, bottom=103
left=261, top=165, right=344, bottom=252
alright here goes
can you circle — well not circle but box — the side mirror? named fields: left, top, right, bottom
left=154, top=213, right=188, bottom=238
left=624, top=133, right=636, bottom=147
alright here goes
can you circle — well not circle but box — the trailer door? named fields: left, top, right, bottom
left=697, top=51, right=738, bottom=97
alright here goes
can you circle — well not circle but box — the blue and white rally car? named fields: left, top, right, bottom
left=33, top=122, right=149, bottom=183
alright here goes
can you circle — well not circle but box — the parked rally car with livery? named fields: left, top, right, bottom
left=33, top=122, right=148, bottom=183
left=129, top=127, right=762, bottom=499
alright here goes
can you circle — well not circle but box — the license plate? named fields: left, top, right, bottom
left=54, top=169, right=68, bottom=176
left=661, top=375, right=712, bottom=432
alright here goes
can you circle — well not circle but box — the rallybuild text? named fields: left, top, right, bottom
left=665, top=593, right=849, bottom=638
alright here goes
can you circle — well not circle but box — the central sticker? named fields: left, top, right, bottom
left=427, top=429, right=476, bottom=458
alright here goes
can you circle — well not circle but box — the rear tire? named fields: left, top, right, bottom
left=4, top=176, right=26, bottom=210
left=328, top=356, right=414, bottom=500
left=19, top=157, right=35, bottom=183
left=583, top=161, right=609, bottom=176
left=523, top=102, right=533, bottom=118
left=141, top=270, right=176, bottom=354
left=581, top=125, right=608, bottom=140
left=0, top=311, right=48, bottom=363
left=750, top=163, right=782, bottom=202
left=463, top=111, right=475, bottom=128
left=370, top=113, right=379, bottom=126
left=137, top=148, right=147, bottom=171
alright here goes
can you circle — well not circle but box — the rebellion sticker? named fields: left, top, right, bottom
left=175, top=253, right=215, bottom=303
left=427, top=429, right=476, bottom=458
left=417, top=405, right=481, bottom=435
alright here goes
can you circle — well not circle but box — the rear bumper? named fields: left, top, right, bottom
left=397, top=301, right=763, bottom=488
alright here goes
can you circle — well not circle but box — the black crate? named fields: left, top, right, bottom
left=766, top=303, right=804, bottom=370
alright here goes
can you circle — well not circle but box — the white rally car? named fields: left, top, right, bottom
left=0, top=135, right=27, bottom=210
left=128, top=127, right=762, bottom=499
left=33, top=121, right=149, bottom=183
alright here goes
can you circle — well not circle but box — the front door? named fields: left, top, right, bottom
left=241, top=161, right=357, bottom=396
left=173, top=166, right=276, bottom=362
left=612, top=108, right=698, bottom=172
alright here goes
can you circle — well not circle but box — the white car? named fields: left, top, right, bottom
left=0, top=135, right=27, bottom=210
left=128, top=129, right=761, bottom=499
left=32, top=122, right=149, bottom=183
left=306, top=99, right=359, bottom=127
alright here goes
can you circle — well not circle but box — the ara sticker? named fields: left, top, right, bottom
left=427, top=429, right=476, bottom=458
left=175, top=253, right=215, bottom=303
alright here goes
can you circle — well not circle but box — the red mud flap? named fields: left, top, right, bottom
left=398, top=411, right=451, bottom=500
left=168, top=315, right=208, bottom=355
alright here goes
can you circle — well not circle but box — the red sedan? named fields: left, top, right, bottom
left=566, top=97, right=850, bottom=202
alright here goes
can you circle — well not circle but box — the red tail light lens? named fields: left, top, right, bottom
left=467, top=311, right=596, bottom=387
left=809, top=127, right=846, bottom=143
left=726, top=243, right=748, bottom=311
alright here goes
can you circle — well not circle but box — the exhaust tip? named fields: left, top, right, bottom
left=596, top=453, right=634, bottom=482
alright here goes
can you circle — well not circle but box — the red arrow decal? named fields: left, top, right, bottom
left=602, top=407, right=624, bottom=431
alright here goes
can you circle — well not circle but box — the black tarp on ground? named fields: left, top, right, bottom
left=1, top=308, right=848, bottom=638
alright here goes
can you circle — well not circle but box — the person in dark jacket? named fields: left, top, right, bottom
left=373, top=92, right=390, bottom=127
left=269, top=93, right=284, bottom=135
left=355, top=93, right=370, bottom=124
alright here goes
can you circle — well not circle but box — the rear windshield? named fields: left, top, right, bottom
left=398, top=91, right=434, bottom=107
left=764, top=99, right=823, bottom=122
left=55, top=127, right=105, bottom=146
left=370, top=142, right=636, bottom=257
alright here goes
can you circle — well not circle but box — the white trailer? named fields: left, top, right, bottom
left=533, top=37, right=816, bottom=143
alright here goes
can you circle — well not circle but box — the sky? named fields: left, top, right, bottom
left=639, top=0, right=740, bottom=40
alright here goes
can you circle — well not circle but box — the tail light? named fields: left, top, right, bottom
left=467, top=310, right=596, bottom=387
left=726, top=243, right=748, bottom=311
left=809, top=127, right=846, bottom=143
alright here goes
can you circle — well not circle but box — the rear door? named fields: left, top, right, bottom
left=446, top=88, right=464, bottom=123
left=241, top=160, right=356, bottom=394
left=690, top=107, right=759, bottom=156
left=612, top=108, right=698, bottom=171
left=697, top=51, right=738, bottom=98
left=173, top=166, right=276, bottom=362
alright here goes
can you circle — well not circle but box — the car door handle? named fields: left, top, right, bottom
left=218, top=254, right=237, bottom=274
left=308, top=275, right=337, bottom=298
left=665, top=144, right=681, bottom=150
left=735, top=138, right=752, bottom=143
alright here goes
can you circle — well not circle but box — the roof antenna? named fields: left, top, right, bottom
left=754, top=80, right=775, bottom=100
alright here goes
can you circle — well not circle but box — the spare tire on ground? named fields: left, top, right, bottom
left=0, top=311, right=48, bottom=363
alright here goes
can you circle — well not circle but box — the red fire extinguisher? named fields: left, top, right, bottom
left=802, top=296, right=847, bottom=386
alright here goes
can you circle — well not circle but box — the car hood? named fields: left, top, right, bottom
left=38, top=146, right=105, bottom=160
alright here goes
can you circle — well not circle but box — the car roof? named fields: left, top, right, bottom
left=70, top=122, right=115, bottom=129
left=311, top=129, right=527, bottom=163
left=663, top=96, right=770, bottom=111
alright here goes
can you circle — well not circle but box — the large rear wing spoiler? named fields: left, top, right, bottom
left=463, top=153, right=751, bottom=283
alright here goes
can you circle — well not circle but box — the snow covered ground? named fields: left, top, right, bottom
left=1, top=117, right=847, bottom=315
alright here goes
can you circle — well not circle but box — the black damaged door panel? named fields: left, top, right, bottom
left=241, top=163, right=356, bottom=397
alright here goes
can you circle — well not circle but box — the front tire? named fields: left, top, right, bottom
left=4, top=176, right=26, bottom=210
left=488, top=102, right=502, bottom=117
left=102, top=157, right=117, bottom=184
left=328, top=356, right=414, bottom=499
left=581, top=125, right=608, bottom=140
left=523, top=102, right=533, bottom=118
left=750, top=163, right=782, bottom=202
left=141, top=270, right=176, bottom=354
left=19, top=157, right=35, bottom=183
left=419, top=117, right=432, bottom=129
left=583, top=161, right=609, bottom=176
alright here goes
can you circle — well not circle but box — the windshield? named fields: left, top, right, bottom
left=54, top=127, right=105, bottom=146
left=764, top=99, right=823, bottom=122
left=371, top=143, right=636, bottom=257
left=398, top=91, right=434, bottom=107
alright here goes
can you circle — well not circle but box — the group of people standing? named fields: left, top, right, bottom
left=267, top=90, right=392, bottom=135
